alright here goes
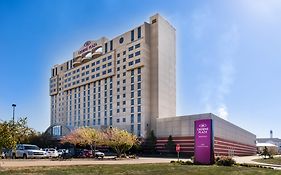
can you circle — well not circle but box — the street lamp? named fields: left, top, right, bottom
left=12, top=104, right=16, bottom=126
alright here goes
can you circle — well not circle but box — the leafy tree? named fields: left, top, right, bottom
left=146, top=130, right=157, bottom=153
left=165, top=135, right=176, bottom=153
left=104, top=127, right=139, bottom=157
left=0, top=122, right=16, bottom=149
left=61, top=127, right=104, bottom=153
left=0, top=117, right=34, bottom=149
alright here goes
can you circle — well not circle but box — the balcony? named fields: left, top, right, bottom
left=92, top=47, right=102, bottom=59
left=72, top=57, right=81, bottom=67
left=81, top=52, right=92, bottom=63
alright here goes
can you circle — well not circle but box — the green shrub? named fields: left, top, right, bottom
left=216, top=156, right=235, bottom=166
left=170, top=160, right=194, bottom=165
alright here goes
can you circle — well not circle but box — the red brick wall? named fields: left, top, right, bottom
left=156, top=136, right=256, bottom=156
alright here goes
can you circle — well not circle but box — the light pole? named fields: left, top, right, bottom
left=12, top=104, right=16, bottom=126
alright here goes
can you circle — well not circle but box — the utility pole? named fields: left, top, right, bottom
left=12, top=104, right=16, bottom=126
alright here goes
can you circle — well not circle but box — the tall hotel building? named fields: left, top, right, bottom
left=49, top=14, right=176, bottom=137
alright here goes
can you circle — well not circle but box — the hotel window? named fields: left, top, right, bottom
left=131, top=107, right=134, bottom=113
left=137, top=27, right=141, bottom=38
left=131, top=77, right=134, bottom=83
left=129, top=54, right=133, bottom=58
left=97, top=60, right=100, bottom=64
left=119, top=37, right=124, bottom=44
left=117, top=53, right=120, bottom=57
left=123, top=72, right=126, bottom=76
left=129, top=61, right=133, bottom=66
left=110, top=117, right=113, bottom=125
left=117, top=60, right=120, bottom=64
left=98, top=119, right=100, bottom=125
left=137, top=83, right=141, bottom=89
left=137, top=124, right=141, bottom=136
left=131, top=99, right=134, bottom=105
left=138, top=90, right=141, bottom=97
left=131, top=30, right=134, bottom=41
left=102, top=64, right=106, bottom=68
left=108, top=69, right=112, bottom=73
left=131, top=92, right=134, bottom=98
left=92, top=62, right=95, bottom=66
left=131, top=84, right=134, bottom=91
left=135, top=59, right=140, bottom=64
left=131, top=125, right=134, bottom=133
left=137, top=75, right=141, bottom=82
left=137, top=98, right=141, bottom=105
left=102, top=58, right=106, bottom=62
left=135, top=51, right=140, bottom=56
left=123, top=51, right=126, bottom=55
left=123, top=108, right=126, bottom=112
left=86, top=65, right=89, bottom=69
left=131, top=114, right=134, bottom=123
left=138, top=106, right=141, bottom=113
left=123, top=58, right=126, bottom=62
left=123, top=118, right=126, bottom=122
left=108, top=55, right=112, bottom=60
left=135, top=43, right=140, bottom=49
left=128, top=46, right=133, bottom=51
left=117, top=119, right=120, bottom=123
left=110, top=40, right=113, bottom=51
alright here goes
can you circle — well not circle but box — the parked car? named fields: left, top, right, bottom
left=94, top=150, right=105, bottom=158
left=1, top=152, right=5, bottom=159
left=12, top=144, right=47, bottom=159
left=43, top=148, right=59, bottom=158
left=57, top=149, right=66, bottom=156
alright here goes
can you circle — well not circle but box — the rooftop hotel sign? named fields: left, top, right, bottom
left=73, top=40, right=99, bottom=58
left=194, top=119, right=214, bottom=164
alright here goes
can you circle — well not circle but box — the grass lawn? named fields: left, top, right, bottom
left=0, top=163, right=281, bottom=175
left=254, top=157, right=281, bottom=165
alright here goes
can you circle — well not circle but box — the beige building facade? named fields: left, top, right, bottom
left=49, top=14, right=176, bottom=137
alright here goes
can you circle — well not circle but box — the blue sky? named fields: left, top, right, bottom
left=0, top=0, right=281, bottom=138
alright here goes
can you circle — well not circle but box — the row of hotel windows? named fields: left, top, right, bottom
left=63, top=42, right=140, bottom=80
left=64, top=55, right=113, bottom=78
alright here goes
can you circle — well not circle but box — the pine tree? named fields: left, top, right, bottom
left=165, top=135, right=175, bottom=153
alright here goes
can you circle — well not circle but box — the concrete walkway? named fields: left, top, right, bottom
left=233, top=155, right=281, bottom=170
left=0, top=157, right=187, bottom=168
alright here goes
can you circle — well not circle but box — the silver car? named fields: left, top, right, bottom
left=12, top=144, right=47, bottom=159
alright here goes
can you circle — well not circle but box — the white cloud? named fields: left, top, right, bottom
left=217, top=105, right=229, bottom=120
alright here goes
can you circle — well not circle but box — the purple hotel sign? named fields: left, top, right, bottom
left=194, top=119, right=214, bottom=164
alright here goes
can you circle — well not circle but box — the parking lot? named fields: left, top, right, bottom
left=0, top=157, right=183, bottom=168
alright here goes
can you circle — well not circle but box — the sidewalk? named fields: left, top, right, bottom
left=233, top=155, right=281, bottom=170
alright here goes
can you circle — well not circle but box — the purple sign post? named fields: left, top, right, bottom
left=194, top=119, right=214, bottom=165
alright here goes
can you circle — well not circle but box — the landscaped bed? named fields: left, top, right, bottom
left=0, top=163, right=280, bottom=175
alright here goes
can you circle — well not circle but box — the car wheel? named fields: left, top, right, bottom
left=23, top=154, right=27, bottom=159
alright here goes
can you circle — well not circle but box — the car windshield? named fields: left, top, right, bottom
left=24, top=145, right=39, bottom=150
